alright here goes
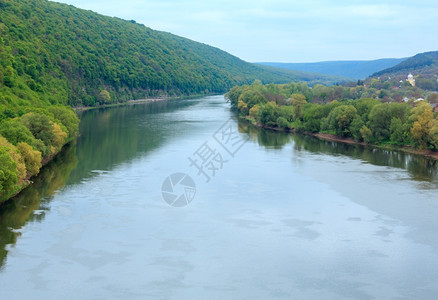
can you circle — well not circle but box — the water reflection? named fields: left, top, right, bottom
left=238, top=119, right=291, bottom=148
left=0, top=143, right=78, bottom=268
left=70, top=99, right=200, bottom=184
left=0, top=99, right=200, bottom=269
left=238, top=118, right=438, bottom=183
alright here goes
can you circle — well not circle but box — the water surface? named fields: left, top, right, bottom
left=0, top=96, right=437, bottom=299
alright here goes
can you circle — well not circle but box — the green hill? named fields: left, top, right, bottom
left=258, top=58, right=406, bottom=80
left=371, top=51, right=438, bottom=78
left=0, top=0, right=342, bottom=110
left=369, top=51, right=438, bottom=91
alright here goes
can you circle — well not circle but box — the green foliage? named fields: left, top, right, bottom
left=239, top=89, right=267, bottom=110
left=0, top=0, right=307, bottom=109
left=368, top=104, right=392, bottom=142
left=98, top=90, right=112, bottom=105
left=350, top=116, right=364, bottom=141
left=430, top=122, right=438, bottom=150
left=257, top=102, right=279, bottom=127
left=0, top=135, right=26, bottom=183
left=390, top=117, right=405, bottom=145
left=326, top=105, right=357, bottom=137
left=276, top=117, right=290, bottom=129
left=289, top=94, right=307, bottom=121
left=16, top=142, right=41, bottom=178
left=0, top=104, right=77, bottom=202
left=303, top=104, right=325, bottom=132
left=0, top=119, right=35, bottom=145
left=48, top=106, right=79, bottom=139
left=409, top=102, right=435, bottom=149
left=225, top=86, right=245, bottom=107
left=360, top=126, right=373, bottom=143
left=0, top=146, right=18, bottom=198
left=228, top=82, right=438, bottom=151
left=352, top=98, right=380, bottom=123
left=20, top=113, right=55, bottom=152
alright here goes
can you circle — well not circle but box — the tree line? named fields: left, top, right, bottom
left=0, top=106, right=78, bottom=203
left=226, top=81, right=438, bottom=151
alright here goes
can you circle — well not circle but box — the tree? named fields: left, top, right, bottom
left=0, top=135, right=26, bottom=183
left=257, top=102, right=278, bottom=127
left=51, top=122, right=68, bottom=152
left=0, top=146, right=18, bottom=197
left=16, top=142, right=42, bottom=178
left=238, top=89, right=267, bottom=111
left=289, top=93, right=307, bottom=121
left=327, top=105, right=357, bottom=137
left=430, top=121, right=438, bottom=150
left=249, top=105, right=259, bottom=119
left=238, top=100, right=248, bottom=114
left=303, top=104, right=325, bottom=132
left=360, top=126, right=373, bottom=143
left=20, top=112, right=55, bottom=155
left=410, top=102, right=434, bottom=149
left=368, top=104, right=392, bottom=142
left=276, top=117, right=290, bottom=129
left=98, top=89, right=111, bottom=104
left=225, top=85, right=246, bottom=107
left=0, top=118, right=38, bottom=146
left=0, top=119, right=47, bottom=155
left=350, top=116, right=364, bottom=141
left=390, top=117, right=405, bottom=145
left=48, top=106, right=80, bottom=139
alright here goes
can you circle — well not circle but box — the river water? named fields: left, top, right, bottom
left=0, top=95, right=437, bottom=299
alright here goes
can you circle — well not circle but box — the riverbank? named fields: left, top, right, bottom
left=0, top=141, right=74, bottom=205
left=73, top=97, right=169, bottom=112
left=246, top=117, right=438, bottom=161
left=313, top=132, right=438, bottom=160
left=73, top=93, right=219, bottom=112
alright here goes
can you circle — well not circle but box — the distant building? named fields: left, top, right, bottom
left=407, top=73, right=415, bottom=86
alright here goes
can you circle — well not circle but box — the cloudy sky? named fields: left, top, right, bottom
left=56, top=0, right=438, bottom=63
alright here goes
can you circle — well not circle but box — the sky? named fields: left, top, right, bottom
left=56, top=0, right=438, bottom=63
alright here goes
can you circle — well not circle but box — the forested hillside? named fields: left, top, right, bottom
left=0, top=0, right=339, bottom=111
left=372, top=51, right=438, bottom=78
left=367, top=51, right=438, bottom=92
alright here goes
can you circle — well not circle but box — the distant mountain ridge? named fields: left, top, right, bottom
left=257, top=58, right=406, bottom=80
left=371, top=51, right=438, bottom=78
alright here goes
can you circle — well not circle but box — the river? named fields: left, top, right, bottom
left=0, top=95, right=437, bottom=299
